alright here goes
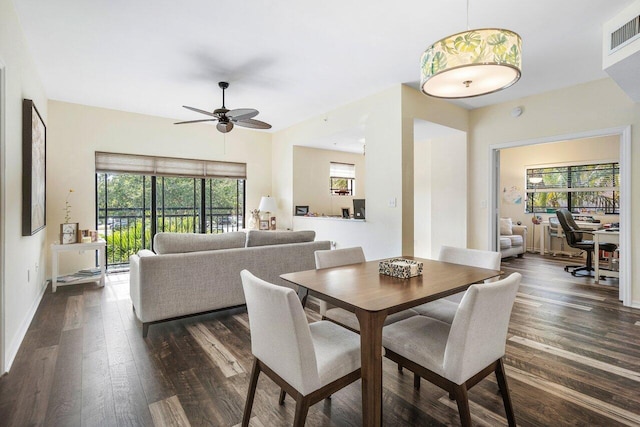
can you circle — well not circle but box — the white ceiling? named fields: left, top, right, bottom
left=13, top=0, right=634, bottom=138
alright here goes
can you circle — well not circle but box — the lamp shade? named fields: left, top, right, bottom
left=258, top=196, right=277, bottom=213
left=421, top=28, right=522, bottom=98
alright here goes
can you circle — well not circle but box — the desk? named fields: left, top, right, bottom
left=593, top=230, right=619, bottom=285
left=539, top=221, right=602, bottom=255
left=281, top=257, right=500, bottom=426
left=51, top=240, right=106, bottom=292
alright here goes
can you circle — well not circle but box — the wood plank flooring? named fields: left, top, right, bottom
left=1, top=254, right=639, bottom=426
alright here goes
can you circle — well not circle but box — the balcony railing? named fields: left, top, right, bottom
left=97, top=206, right=243, bottom=270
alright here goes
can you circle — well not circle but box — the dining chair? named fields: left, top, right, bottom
left=240, top=270, right=361, bottom=427
left=382, top=272, right=521, bottom=427
left=412, top=245, right=501, bottom=324
left=315, top=247, right=419, bottom=332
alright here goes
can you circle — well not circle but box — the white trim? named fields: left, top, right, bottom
left=489, top=126, right=633, bottom=307
left=5, top=282, right=46, bottom=371
left=0, top=58, right=6, bottom=373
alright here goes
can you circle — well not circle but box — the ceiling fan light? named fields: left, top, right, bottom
left=217, top=121, right=234, bottom=133
left=421, top=28, right=522, bottom=99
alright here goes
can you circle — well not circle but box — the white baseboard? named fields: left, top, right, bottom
left=4, top=280, right=47, bottom=373
left=630, top=301, right=640, bottom=310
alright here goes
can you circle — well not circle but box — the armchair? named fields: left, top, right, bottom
left=499, top=218, right=527, bottom=259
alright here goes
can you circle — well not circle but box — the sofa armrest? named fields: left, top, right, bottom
left=511, top=225, right=527, bottom=236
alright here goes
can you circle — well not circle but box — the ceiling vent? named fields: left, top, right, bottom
left=603, top=1, right=640, bottom=102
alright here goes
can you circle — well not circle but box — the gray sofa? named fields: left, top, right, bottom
left=129, top=230, right=330, bottom=336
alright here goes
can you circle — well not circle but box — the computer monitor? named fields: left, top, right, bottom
left=353, top=199, right=365, bottom=219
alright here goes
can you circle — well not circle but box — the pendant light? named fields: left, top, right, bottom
left=420, top=0, right=522, bottom=98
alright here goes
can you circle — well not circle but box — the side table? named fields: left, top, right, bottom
left=51, top=239, right=107, bottom=292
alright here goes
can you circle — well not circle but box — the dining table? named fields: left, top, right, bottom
left=280, top=256, right=501, bottom=426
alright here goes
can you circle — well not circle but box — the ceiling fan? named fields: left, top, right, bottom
left=174, top=82, right=272, bottom=133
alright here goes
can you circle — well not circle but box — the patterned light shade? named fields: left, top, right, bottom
left=421, top=28, right=522, bottom=98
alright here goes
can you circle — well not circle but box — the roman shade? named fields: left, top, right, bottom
left=329, top=162, right=355, bottom=179
left=95, top=151, right=246, bottom=179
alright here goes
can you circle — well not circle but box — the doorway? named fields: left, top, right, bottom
left=489, top=127, right=632, bottom=306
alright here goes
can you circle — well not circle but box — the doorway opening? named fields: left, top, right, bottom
left=489, top=126, right=632, bottom=306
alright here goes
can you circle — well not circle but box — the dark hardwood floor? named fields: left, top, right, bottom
left=1, top=254, right=639, bottom=426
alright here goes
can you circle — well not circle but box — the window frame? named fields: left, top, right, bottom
left=525, top=161, right=619, bottom=214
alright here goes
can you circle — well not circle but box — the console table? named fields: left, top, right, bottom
left=51, top=240, right=106, bottom=292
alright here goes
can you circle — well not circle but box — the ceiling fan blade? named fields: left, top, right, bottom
left=234, top=118, right=272, bottom=130
left=174, top=119, right=218, bottom=125
left=182, top=105, right=217, bottom=117
left=217, top=121, right=234, bottom=133
left=227, top=108, right=259, bottom=121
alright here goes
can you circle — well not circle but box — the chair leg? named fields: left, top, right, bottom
left=398, top=363, right=403, bottom=373
left=242, top=359, right=261, bottom=427
left=293, top=397, right=311, bottom=427
left=279, top=389, right=286, bottom=405
left=413, top=373, right=420, bottom=390
left=452, top=384, right=471, bottom=427
left=495, top=359, right=517, bottom=427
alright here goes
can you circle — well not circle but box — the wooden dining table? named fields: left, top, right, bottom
left=281, top=256, right=501, bottom=426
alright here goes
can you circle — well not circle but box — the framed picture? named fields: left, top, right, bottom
left=60, top=223, right=78, bottom=245
left=259, top=219, right=270, bottom=230
left=22, top=99, right=47, bottom=236
left=295, top=205, right=309, bottom=216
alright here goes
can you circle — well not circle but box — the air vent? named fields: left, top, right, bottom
left=610, top=15, right=640, bottom=51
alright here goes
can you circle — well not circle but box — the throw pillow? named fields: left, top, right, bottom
left=499, top=218, right=513, bottom=236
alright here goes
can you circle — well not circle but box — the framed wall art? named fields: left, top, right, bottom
left=22, top=99, right=47, bottom=236
left=295, top=205, right=309, bottom=216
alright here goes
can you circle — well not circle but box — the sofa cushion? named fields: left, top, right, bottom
left=499, top=237, right=512, bottom=250
left=505, top=234, right=523, bottom=247
left=154, top=232, right=246, bottom=254
left=499, top=218, right=513, bottom=235
left=246, top=230, right=316, bottom=247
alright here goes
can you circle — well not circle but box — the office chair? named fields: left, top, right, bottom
left=555, top=209, right=617, bottom=278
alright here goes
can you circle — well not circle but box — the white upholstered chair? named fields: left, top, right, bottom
left=240, top=270, right=361, bottom=427
left=315, top=247, right=419, bottom=332
left=413, top=246, right=501, bottom=324
left=383, top=272, right=521, bottom=427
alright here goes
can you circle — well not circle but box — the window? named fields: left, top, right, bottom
left=95, top=152, right=246, bottom=269
left=525, top=162, right=619, bottom=214
left=330, top=162, right=355, bottom=196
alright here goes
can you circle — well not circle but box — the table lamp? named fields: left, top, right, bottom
left=258, top=196, right=277, bottom=230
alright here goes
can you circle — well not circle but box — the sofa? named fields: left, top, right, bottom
left=129, top=230, right=330, bottom=336
left=499, top=218, right=527, bottom=259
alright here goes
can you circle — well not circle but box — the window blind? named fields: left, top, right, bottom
left=95, top=152, right=247, bottom=179
left=329, top=162, right=356, bottom=179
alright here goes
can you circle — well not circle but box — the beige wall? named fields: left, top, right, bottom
left=293, top=146, right=365, bottom=217
left=47, top=101, right=272, bottom=276
left=469, top=78, right=640, bottom=305
left=500, top=135, right=620, bottom=247
left=400, top=85, right=469, bottom=256
left=0, top=0, right=50, bottom=370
